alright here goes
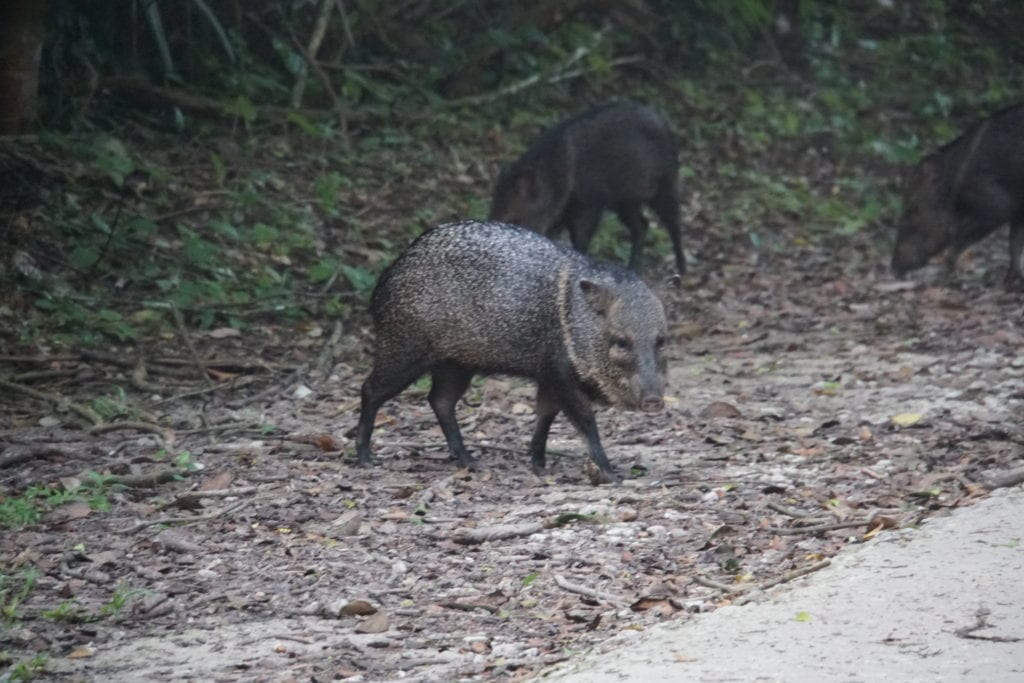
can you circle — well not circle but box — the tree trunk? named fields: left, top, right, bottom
left=0, top=0, right=48, bottom=134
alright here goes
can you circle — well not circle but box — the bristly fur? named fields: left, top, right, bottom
left=355, top=220, right=670, bottom=481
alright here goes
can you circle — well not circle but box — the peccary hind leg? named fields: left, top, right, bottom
left=355, top=355, right=429, bottom=466
left=614, top=201, right=649, bottom=272
left=650, top=174, right=686, bottom=276
left=428, top=362, right=477, bottom=469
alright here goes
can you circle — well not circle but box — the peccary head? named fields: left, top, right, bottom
left=489, top=167, right=566, bottom=232
left=564, top=272, right=668, bottom=412
left=891, top=158, right=957, bottom=276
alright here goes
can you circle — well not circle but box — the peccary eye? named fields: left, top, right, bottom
left=655, top=336, right=667, bottom=350
left=611, top=336, right=632, bottom=351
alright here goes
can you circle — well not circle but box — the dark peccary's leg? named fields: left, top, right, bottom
left=553, top=383, right=621, bottom=484
left=428, top=362, right=477, bottom=469
left=614, top=201, right=649, bottom=271
left=1007, top=221, right=1024, bottom=290
left=649, top=174, right=686, bottom=276
left=355, top=356, right=428, bottom=466
left=565, top=203, right=604, bottom=256
left=528, top=382, right=560, bottom=474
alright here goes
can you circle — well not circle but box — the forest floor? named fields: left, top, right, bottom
left=2, top=210, right=1023, bottom=681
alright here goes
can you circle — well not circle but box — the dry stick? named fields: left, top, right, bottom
left=157, top=486, right=260, bottom=511
left=693, top=574, right=740, bottom=593
left=553, top=575, right=630, bottom=608
left=290, top=0, right=336, bottom=110
left=120, top=498, right=251, bottom=535
left=0, top=446, right=70, bottom=469
left=984, top=466, right=1024, bottom=490
left=171, top=304, right=214, bottom=389
left=767, top=519, right=869, bottom=536
left=104, top=468, right=182, bottom=489
left=12, top=369, right=78, bottom=382
left=89, top=421, right=171, bottom=442
left=452, top=523, right=543, bottom=545
left=698, top=559, right=834, bottom=603
left=0, top=377, right=103, bottom=426
left=437, top=601, right=499, bottom=614
left=765, top=500, right=822, bottom=519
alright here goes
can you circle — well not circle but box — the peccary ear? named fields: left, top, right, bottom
left=664, top=274, right=682, bottom=289
left=578, top=278, right=614, bottom=316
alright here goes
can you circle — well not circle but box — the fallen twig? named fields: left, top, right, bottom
left=767, top=519, right=869, bottom=536
left=437, top=601, right=500, bottom=614
left=766, top=500, right=820, bottom=519
left=553, top=575, right=630, bottom=608
left=984, top=466, right=1024, bottom=491
left=89, top=421, right=172, bottom=442
left=0, top=377, right=103, bottom=425
left=120, top=498, right=251, bottom=535
left=955, top=607, right=1023, bottom=643
left=0, top=446, right=71, bottom=469
left=172, top=304, right=214, bottom=390
left=451, top=523, right=543, bottom=545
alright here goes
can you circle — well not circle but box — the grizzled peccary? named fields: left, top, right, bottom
left=354, top=220, right=669, bottom=484
left=489, top=102, right=686, bottom=276
left=892, top=104, right=1024, bottom=288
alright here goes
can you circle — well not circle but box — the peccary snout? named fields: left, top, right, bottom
left=354, top=220, right=671, bottom=484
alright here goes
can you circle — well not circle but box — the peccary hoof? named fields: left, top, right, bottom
left=584, top=461, right=622, bottom=486
left=355, top=453, right=375, bottom=468
left=452, top=452, right=479, bottom=471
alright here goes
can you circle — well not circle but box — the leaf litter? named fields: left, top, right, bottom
left=2, top=229, right=1023, bottom=682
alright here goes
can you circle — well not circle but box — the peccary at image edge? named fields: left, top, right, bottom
left=354, top=220, right=670, bottom=484
left=489, top=101, right=687, bottom=276
left=892, top=103, right=1024, bottom=288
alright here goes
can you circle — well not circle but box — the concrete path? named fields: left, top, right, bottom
left=542, top=486, right=1024, bottom=683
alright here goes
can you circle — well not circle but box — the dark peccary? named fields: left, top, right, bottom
left=489, top=101, right=686, bottom=276
left=891, top=104, right=1024, bottom=288
left=354, top=220, right=669, bottom=484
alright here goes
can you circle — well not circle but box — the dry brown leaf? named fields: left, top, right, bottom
left=355, top=611, right=389, bottom=634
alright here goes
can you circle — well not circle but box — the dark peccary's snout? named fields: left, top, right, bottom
left=891, top=103, right=1024, bottom=288
left=489, top=101, right=687, bottom=277
left=354, top=220, right=670, bottom=484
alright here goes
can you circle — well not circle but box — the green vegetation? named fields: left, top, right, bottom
left=0, top=473, right=120, bottom=529
left=2, top=1, right=1023, bottom=348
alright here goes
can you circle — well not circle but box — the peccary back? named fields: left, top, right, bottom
left=355, top=220, right=669, bottom=483
left=892, top=104, right=1024, bottom=287
left=489, top=102, right=686, bottom=276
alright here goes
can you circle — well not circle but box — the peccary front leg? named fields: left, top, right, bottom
left=528, top=382, right=560, bottom=475
left=614, top=201, right=649, bottom=271
left=356, top=356, right=429, bottom=466
left=428, top=362, right=477, bottom=469
left=1007, top=221, right=1024, bottom=290
left=554, top=383, right=621, bottom=485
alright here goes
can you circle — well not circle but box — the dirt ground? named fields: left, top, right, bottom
left=2, top=226, right=1023, bottom=682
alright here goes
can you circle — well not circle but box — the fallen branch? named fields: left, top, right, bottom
left=984, top=466, right=1024, bottom=491
left=767, top=519, right=869, bottom=536
left=172, top=304, right=214, bottom=390
left=0, top=378, right=103, bottom=426
left=765, top=501, right=820, bottom=519
left=104, top=468, right=183, bottom=489
left=0, top=446, right=71, bottom=469
left=955, top=607, right=1022, bottom=643
left=89, top=421, right=172, bottom=443
left=120, top=499, right=251, bottom=535
left=698, top=559, right=833, bottom=602
left=451, top=522, right=543, bottom=545
left=437, top=601, right=499, bottom=614
left=553, top=574, right=629, bottom=608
